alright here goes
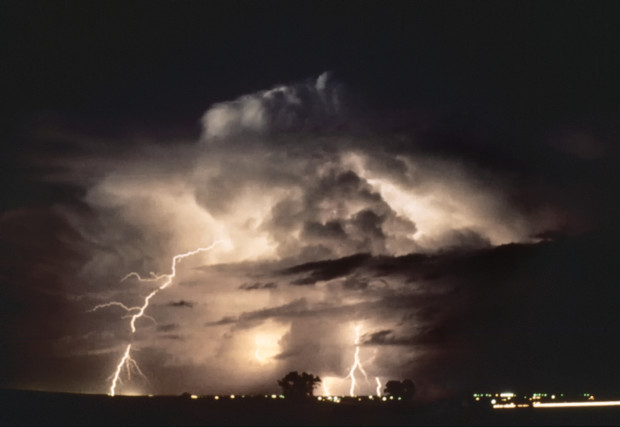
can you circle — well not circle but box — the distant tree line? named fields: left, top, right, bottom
left=384, top=379, right=415, bottom=400
left=277, top=371, right=321, bottom=399
left=277, top=371, right=415, bottom=401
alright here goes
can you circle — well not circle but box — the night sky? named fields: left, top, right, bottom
left=2, top=1, right=620, bottom=399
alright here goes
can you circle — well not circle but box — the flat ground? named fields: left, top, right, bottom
left=2, top=390, right=620, bottom=426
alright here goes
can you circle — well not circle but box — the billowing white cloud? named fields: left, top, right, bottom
left=201, top=72, right=344, bottom=140
left=51, top=73, right=547, bottom=279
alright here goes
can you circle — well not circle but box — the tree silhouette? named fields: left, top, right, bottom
left=277, top=371, right=321, bottom=399
left=384, top=379, right=415, bottom=400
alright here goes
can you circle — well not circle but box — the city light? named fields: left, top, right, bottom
left=476, top=390, right=619, bottom=411
left=493, top=403, right=516, bottom=409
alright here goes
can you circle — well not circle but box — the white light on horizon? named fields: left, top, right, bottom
left=533, top=401, right=620, bottom=408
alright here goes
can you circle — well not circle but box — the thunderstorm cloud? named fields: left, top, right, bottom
left=2, top=72, right=619, bottom=400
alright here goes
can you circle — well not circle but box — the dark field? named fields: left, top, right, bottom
left=2, top=389, right=620, bottom=426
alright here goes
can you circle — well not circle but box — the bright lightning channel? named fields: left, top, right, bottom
left=322, top=381, right=331, bottom=397
left=347, top=324, right=369, bottom=396
left=375, top=377, right=382, bottom=397
left=108, top=344, right=146, bottom=396
left=91, top=241, right=223, bottom=396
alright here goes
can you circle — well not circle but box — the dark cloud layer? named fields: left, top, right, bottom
left=197, top=231, right=620, bottom=395
left=281, top=253, right=372, bottom=285
left=168, top=301, right=194, bottom=309
left=239, top=282, right=277, bottom=291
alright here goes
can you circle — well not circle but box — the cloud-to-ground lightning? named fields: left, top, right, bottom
left=108, top=344, right=146, bottom=396
left=322, top=381, right=331, bottom=397
left=375, top=377, right=382, bottom=397
left=90, top=241, right=223, bottom=396
left=347, top=324, right=369, bottom=396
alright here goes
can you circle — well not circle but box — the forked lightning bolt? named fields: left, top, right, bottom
left=90, top=241, right=222, bottom=396
left=347, top=324, right=369, bottom=396
left=108, top=344, right=146, bottom=396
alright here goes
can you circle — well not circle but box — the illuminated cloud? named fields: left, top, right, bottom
left=201, top=71, right=344, bottom=140
left=36, top=74, right=557, bottom=292
left=2, top=73, right=607, bottom=399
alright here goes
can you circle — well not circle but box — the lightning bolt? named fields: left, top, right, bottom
left=322, top=381, right=331, bottom=397
left=347, top=324, right=369, bottom=396
left=88, top=301, right=140, bottom=313
left=91, top=240, right=223, bottom=396
left=108, top=344, right=146, bottom=396
left=375, top=377, right=382, bottom=397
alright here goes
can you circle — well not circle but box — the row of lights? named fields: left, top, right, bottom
left=182, top=394, right=408, bottom=402
left=317, top=395, right=402, bottom=403
left=188, top=394, right=250, bottom=400
left=473, top=391, right=607, bottom=410
left=473, top=392, right=570, bottom=401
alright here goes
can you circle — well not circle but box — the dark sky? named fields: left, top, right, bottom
left=2, top=1, right=620, bottom=399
